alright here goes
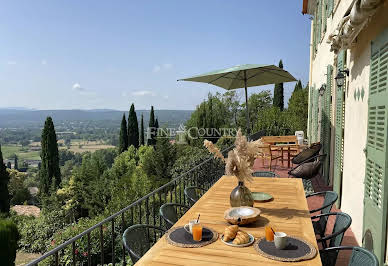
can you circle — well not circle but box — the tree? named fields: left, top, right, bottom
left=14, top=155, right=18, bottom=170
left=0, top=145, right=10, bottom=214
left=239, top=90, right=272, bottom=132
left=140, top=114, right=145, bottom=146
left=118, top=113, right=128, bottom=153
left=127, top=104, right=139, bottom=149
left=155, top=118, right=159, bottom=131
left=147, top=106, right=156, bottom=145
left=40, top=117, right=61, bottom=195
left=287, top=81, right=309, bottom=133
left=6, top=162, right=11, bottom=169
left=254, top=106, right=291, bottom=136
left=273, top=60, right=284, bottom=111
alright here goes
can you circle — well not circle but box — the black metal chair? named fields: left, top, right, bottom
left=306, top=191, right=338, bottom=237
left=320, top=246, right=379, bottom=266
left=184, top=186, right=206, bottom=206
left=252, top=171, right=279, bottom=177
left=311, top=212, right=352, bottom=249
left=159, top=203, right=190, bottom=229
left=122, top=224, right=166, bottom=264
left=288, top=154, right=326, bottom=179
left=291, top=142, right=322, bottom=164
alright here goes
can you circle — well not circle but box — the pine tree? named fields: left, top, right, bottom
left=40, top=117, right=61, bottom=195
left=148, top=106, right=156, bottom=145
left=14, top=155, right=18, bottom=170
left=140, top=114, right=145, bottom=146
left=127, top=104, right=139, bottom=149
left=118, top=113, right=128, bottom=153
left=273, top=60, right=284, bottom=111
left=0, top=145, right=10, bottom=214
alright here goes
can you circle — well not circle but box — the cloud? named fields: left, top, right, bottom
left=163, top=95, right=169, bottom=99
left=72, top=83, right=84, bottom=91
left=153, top=63, right=173, bottom=73
left=41, top=59, right=47, bottom=65
left=132, top=90, right=157, bottom=97
left=7, top=61, right=16, bottom=65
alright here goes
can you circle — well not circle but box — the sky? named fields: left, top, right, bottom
left=0, top=1, right=311, bottom=111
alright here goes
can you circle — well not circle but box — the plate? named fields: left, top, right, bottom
left=220, top=233, right=255, bottom=247
left=252, top=192, right=273, bottom=202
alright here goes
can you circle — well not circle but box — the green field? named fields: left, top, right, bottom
left=1, top=145, right=41, bottom=161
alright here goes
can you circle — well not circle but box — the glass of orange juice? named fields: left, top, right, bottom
left=265, top=226, right=274, bottom=241
left=192, top=223, right=203, bottom=241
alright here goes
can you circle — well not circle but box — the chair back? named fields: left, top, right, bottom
left=252, top=171, right=279, bottom=177
left=329, top=212, right=352, bottom=248
left=291, top=142, right=322, bottom=164
left=349, top=247, right=379, bottom=266
left=122, top=224, right=166, bottom=264
left=261, top=135, right=297, bottom=144
left=159, top=203, right=189, bottom=229
left=184, top=187, right=206, bottom=206
left=317, top=191, right=338, bottom=233
left=320, top=246, right=379, bottom=266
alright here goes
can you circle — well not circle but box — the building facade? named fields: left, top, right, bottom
left=303, top=0, right=388, bottom=263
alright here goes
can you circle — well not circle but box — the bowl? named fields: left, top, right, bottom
left=224, top=207, right=261, bottom=225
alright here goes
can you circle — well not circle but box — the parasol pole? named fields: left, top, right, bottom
left=244, top=70, right=250, bottom=136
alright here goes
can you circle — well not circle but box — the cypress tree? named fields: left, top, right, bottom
left=155, top=118, right=159, bottom=130
left=294, top=80, right=303, bottom=91
left=273, top=60, right=284, bottom=111
left=140, top=114, right=145, bottom=146
left=0, top=145, right=10, bottom=214
left=14, top=155, right=18, bottom=170
left=40, top=116, right=61, bottom=195
left=6, top=162, right=11, bottom=169
left=127, top=104, right=139, bottom=149
left=119, top=113, right=128, bottom=153
left=148, top=106, right=156, bottom=145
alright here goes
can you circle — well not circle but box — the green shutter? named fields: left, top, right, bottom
left=321, top=65, right=333, bottom=185
left=333, top=50, right=346, bottom=207
left=323, top=0, right=327, bottom=33
left=311, top=87, right=319, bottom=142
left=327, top=0, right=334, bottom=17
left=309, top=86, right=313, bottom=141
left=317, top=0, right=322, bottom=42
left=313, top=9, right=317, bottom=58
left=363, top=28, right=388, bottom=265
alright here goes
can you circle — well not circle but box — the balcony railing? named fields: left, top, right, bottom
left=27, top=130, right=265, bottom=266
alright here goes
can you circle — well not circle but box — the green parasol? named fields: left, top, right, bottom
left=178, top=64, right=296, bottom=134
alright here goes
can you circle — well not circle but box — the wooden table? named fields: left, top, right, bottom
left=274, top=144, right=307, bottom=168
left=136, top=176, right=321, bottom=265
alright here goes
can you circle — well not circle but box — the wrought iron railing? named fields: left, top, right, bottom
left=27, top=131, right=265, bottom=266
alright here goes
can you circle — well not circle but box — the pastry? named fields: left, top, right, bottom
left=223, top=225, right=239, bottom=241
left=233, top=230, right=250, bottom=245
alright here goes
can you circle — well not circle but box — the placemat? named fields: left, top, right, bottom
left=254, top=236, right=317, bottom=262
left=166, top=226, right=218, bottom=248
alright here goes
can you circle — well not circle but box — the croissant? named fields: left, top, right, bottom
left=223, top=225, right=239, bottom=241
left=233, top=230, right=250, bottom=245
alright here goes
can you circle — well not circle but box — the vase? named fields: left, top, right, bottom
left=230, top=181, right=254, bottom=207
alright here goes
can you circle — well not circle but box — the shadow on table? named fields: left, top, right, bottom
left=243, top=216, right=270, bottom=228
left=258, top=207, right=309, bottom=220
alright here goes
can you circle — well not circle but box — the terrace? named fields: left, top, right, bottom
left=27, top=131, right=361, bottom=266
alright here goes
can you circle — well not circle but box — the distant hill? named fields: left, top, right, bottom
left=0, top=109, right=193, bottom=128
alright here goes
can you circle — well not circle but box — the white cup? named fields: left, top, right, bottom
left=188, top=220, right=199, bottom=233
left=274, top=232, right=287, bottom=249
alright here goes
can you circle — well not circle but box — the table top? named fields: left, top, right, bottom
left=136, top=176, right=322, bottom=266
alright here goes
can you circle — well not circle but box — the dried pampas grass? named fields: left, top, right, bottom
left=204, top=129, right=261, bottom=183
